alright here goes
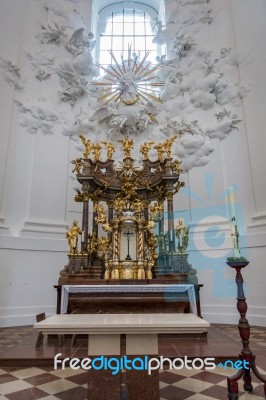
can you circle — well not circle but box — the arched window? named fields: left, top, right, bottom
left=96, top=2, right=159, bottom=71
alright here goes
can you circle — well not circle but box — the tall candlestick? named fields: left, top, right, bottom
left=227, top=186, right=241, bottom=257
left=227, top=186, right=237, bottom=222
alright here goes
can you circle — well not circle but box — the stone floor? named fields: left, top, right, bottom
left=0, top=324, right=266, bottom=399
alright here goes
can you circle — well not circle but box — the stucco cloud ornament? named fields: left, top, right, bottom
left=57, top=68, right=89, bottom=105
left=38, top=23, right=67, bottom=45
left=89, top=101, right=160, bottom=136
left=0, top=57, right=24, bottom=91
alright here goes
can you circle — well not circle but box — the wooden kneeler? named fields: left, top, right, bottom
left=35, top=313, right=64, bottom=347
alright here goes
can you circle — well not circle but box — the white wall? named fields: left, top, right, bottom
left=0, top=0, right=265, bottom=327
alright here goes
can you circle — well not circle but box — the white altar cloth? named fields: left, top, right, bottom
left=60, top=284, right=197, bottom=315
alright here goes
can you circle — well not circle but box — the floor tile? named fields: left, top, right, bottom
left=185, top=394, right=219, bottom=400
left=172, top=376, right=213, bottom=392
left=10, top=368, right=47, bottom=379
left=159, top=370, right=186, bottom=384
left=0, top=375, right=19, bottom=384
left=24, top=373, right=60, bottom=386
left=50, top=368, right=84, bottom=378
left=192, top=370, right=227, bottom=384
left=35, top=397, right=60, bottom=400
left=5, top=387, right=49, bottom=400
left=65, top=371, right=88, bottom=385
left=200, top=384, right=242, bottom=399
left=0, top=380, right=33, bottom=395
left=159, top=384, right=195, bottom=400
left=55, top=386, right=88, bottom=400
left=37, top=379, right=77, bottom=395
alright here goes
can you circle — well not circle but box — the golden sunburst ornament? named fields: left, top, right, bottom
left=92, top=47, right=164, bottom=106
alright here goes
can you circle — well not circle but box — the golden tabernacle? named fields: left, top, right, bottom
left=59, top=134, right=199, bottom=283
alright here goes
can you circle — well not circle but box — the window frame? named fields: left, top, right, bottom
left=95, top=1, right=159, bottom=68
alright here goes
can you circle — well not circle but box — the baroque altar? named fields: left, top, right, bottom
left=57, top=135, right=202, bottom=316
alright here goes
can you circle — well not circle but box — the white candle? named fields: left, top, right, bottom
left=227, top=186, right=237, bottom=222
left=81, top=231, right=84, bottom=243
left=233, top=247, right=241, bottom=258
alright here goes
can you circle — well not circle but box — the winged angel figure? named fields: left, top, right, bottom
left=57, top=69, right=88, bottom=105
left=89, top=101, right=160, bottom=136
left=66, top=28, right=96, bottom=56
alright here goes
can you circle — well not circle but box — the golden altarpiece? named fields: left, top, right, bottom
left=56, top=135, right=201, bottom=316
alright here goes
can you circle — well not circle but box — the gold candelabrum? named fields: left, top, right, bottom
left=63, top=134, right=185, bottom=279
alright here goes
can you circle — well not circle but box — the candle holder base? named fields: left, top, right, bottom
left=227, top=353, right=266, bottom=399
left=227, top=261, right=266, bottom=399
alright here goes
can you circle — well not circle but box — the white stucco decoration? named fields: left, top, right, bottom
left=14, top=97, right=63, bottom=135
left=26, top=49, right=56, bottom=68
left=0, top=0, right=251, bottom=171
left=0, top=57, right=25, bottom=91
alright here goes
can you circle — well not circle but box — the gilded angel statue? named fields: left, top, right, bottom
left=101, top=141, right=116, bottom=159
left=118, top=136, right=134, bottom=157
left=92, top=143, right=102, bottom=161
left=71, top=158, right=83, bottom=174
left=140, top=141, right=155, bottom=159
left=163, top=134, right=179, bottom=158
left=79, top=134, right=92, bottom=158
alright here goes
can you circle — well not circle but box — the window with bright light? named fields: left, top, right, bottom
left=98, top=4, right=158, bottom=70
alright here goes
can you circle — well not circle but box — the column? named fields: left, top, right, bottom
left=92, top=202, right=98, bottom=237
left=167, top=193, right=175, bottom=252
left=82, top=196, right=89, bottom=252
left=108, top=202, right=113, bottom=239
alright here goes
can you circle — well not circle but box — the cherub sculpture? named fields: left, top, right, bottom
left=71, top=158, right=83, bottom=174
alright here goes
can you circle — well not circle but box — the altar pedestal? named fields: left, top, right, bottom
left=88, top=334, right=159, bottom=400
left=54, top=281, right=203, bottom=321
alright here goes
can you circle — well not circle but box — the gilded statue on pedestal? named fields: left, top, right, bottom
left=101, top=141, right=116, bottom=159
left=94, top=203, right=107, bottom=224
left=92, top=143, right=102, bottom=161
left=71, top=158, right=83, bottom=175
left=153, top=142, right=165, bottom=161
left=118, top=136, right=134, bottom=157
left=171, top=160, right=182, bottom=174
left=79, top=134, right=91, bottom=158
left=97, top=236, right=110, bottom=254
left=88, top=232, right=98, bottom=255
left=175, top=219, right=189, bottom=255
left=66, top=220, right=82, bottom=254
left=140, top=141, right=154, bottom=160
left=163, top=134, right=178, bottom=158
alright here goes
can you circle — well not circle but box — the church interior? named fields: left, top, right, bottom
left=0, top=0, right=266, bottom=399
